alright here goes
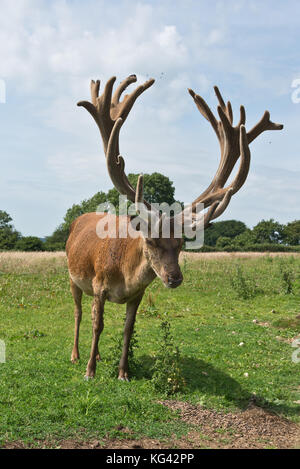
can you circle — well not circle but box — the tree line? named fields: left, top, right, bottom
left=1, top=172, right=299, bottom=252
left=202, top=218, right=300, bottom=252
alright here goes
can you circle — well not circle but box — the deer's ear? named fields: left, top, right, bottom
left=129, top=215, right=141, bottom=231
left=129, top=216, right=151, bottom=239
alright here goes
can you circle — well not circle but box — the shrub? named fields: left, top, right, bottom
left=15, top=236, right=44, bottom=252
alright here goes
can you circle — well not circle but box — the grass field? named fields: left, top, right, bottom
left=0, top=251, right=299, bottom=449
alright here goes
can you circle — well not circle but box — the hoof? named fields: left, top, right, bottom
left=71, top=350, right=80, bottom=363
left=118, top=375, right=130, bottom=382
left=84, top=375, right=94, bottom=381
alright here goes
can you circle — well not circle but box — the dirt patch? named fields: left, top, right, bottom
left=159, top=401, right=300, bottom=449
left=3, top=403, right=300, bottom=449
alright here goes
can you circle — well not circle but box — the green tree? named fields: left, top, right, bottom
left=63, top=191, right=107, bottom=229
left=44, top=224, right=68, bottom=251
left=216, top=236, right=234, bottom=249
left=44, top=191, right=107, bottom=251
left=252, top=219, right=284, bottom=244
left=0, top=211, right=20, bottom=250
left=232, top=229, right=255, bottom=248
left=283, top=220, right=300, bottom=245
left=204, top=220, right=247, bottom=246
left=106, top=172, right=177, bottom=208
left=15, top=236, right=44, bottom=252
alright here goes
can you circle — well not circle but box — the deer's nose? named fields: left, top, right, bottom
left=167, top=275, right=183, bottom=288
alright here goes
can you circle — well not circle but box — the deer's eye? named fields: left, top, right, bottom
left=146, top=238, right=156, bottom=247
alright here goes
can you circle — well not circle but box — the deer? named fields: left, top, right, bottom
left=66, top=74, right=283, bottom=381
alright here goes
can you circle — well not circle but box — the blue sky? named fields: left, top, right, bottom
left=0, top=0, right=299, bottom=237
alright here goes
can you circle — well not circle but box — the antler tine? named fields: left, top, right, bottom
left=102, top=76, right=117, bottom=117
left=135, top=173, right=144, bottom=207
left=77, top=75, right=155, bottom=153
left=112, top=74, right=138, bottom=105
left=214, top=86, right=226, bottom=110
left=135, top=174, right=154, bottom=223
left=247, top=110, right=283, bottom=143
left=113, top=77, right=155, bottom=123
left=203, top=202, right=219, bottom=228
left=238, top=105, right=246, bottom=127
left=226, top=101, right=233, bottom=125
left=214, top=86, right=234, bottom=125
left=188, top=88, right=219, bottom=138
left=229, top=124, right=251, bottom=194
left=210, top=189, right=233, bottom=221
left=91, top=79, right=100, bottom=105
left=189, top=201, right=219, bottom=232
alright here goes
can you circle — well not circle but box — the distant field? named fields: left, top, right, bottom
left=0, top=251, right=299, bottom=449
left=0, top=250, right=299, bottom=272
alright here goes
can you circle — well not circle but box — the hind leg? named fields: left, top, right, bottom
left=70, top=278, right=83, bottom=363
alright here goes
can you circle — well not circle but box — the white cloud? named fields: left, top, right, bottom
left=0, top=0, right=299, bottom=236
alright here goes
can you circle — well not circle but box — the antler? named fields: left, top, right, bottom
left=78, top=75, right=155, bottom=212
left=78, top=74, right=155, bottom=153
left=186, top=86, right=283, bottom=222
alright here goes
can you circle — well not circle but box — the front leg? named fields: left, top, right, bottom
left=118, top=292, right=144, bottom=381
left=85, top=293, right=105, bottom=379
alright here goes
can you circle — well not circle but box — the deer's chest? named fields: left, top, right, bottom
left=69, top=267, right=155, bottom=304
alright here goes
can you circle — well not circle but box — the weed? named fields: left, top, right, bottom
left=79, top=389, right=100, bottom=416
left=151, top=319, right=185, bottom=395
left=278, top=262, right=294, bottom=294
left=140, top=291, right=159, bottom=317
left=106, top=328, right=140, bottom=377
left=230, top=264, right=259, bottom=299
left=23, top=329, right=45, bottom=339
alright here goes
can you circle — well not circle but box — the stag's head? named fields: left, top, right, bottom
left=139, top=214, right=184, bottom=288
left=78, top=74, right=283, bottom=289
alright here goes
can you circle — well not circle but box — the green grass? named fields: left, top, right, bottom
left=0, top=252, right=299, bottom=446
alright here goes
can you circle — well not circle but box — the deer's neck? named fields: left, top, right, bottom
left=126, top=237, right=156, bottom=288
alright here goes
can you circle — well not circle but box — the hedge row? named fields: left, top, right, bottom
left=186, top=244, right=300, bottom=253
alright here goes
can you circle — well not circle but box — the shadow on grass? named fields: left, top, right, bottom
left=181, top=356, right=251, bottom=408
left=134, top=355, right=299, bottom=418
left=134, top=354, right=250, bottom=408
